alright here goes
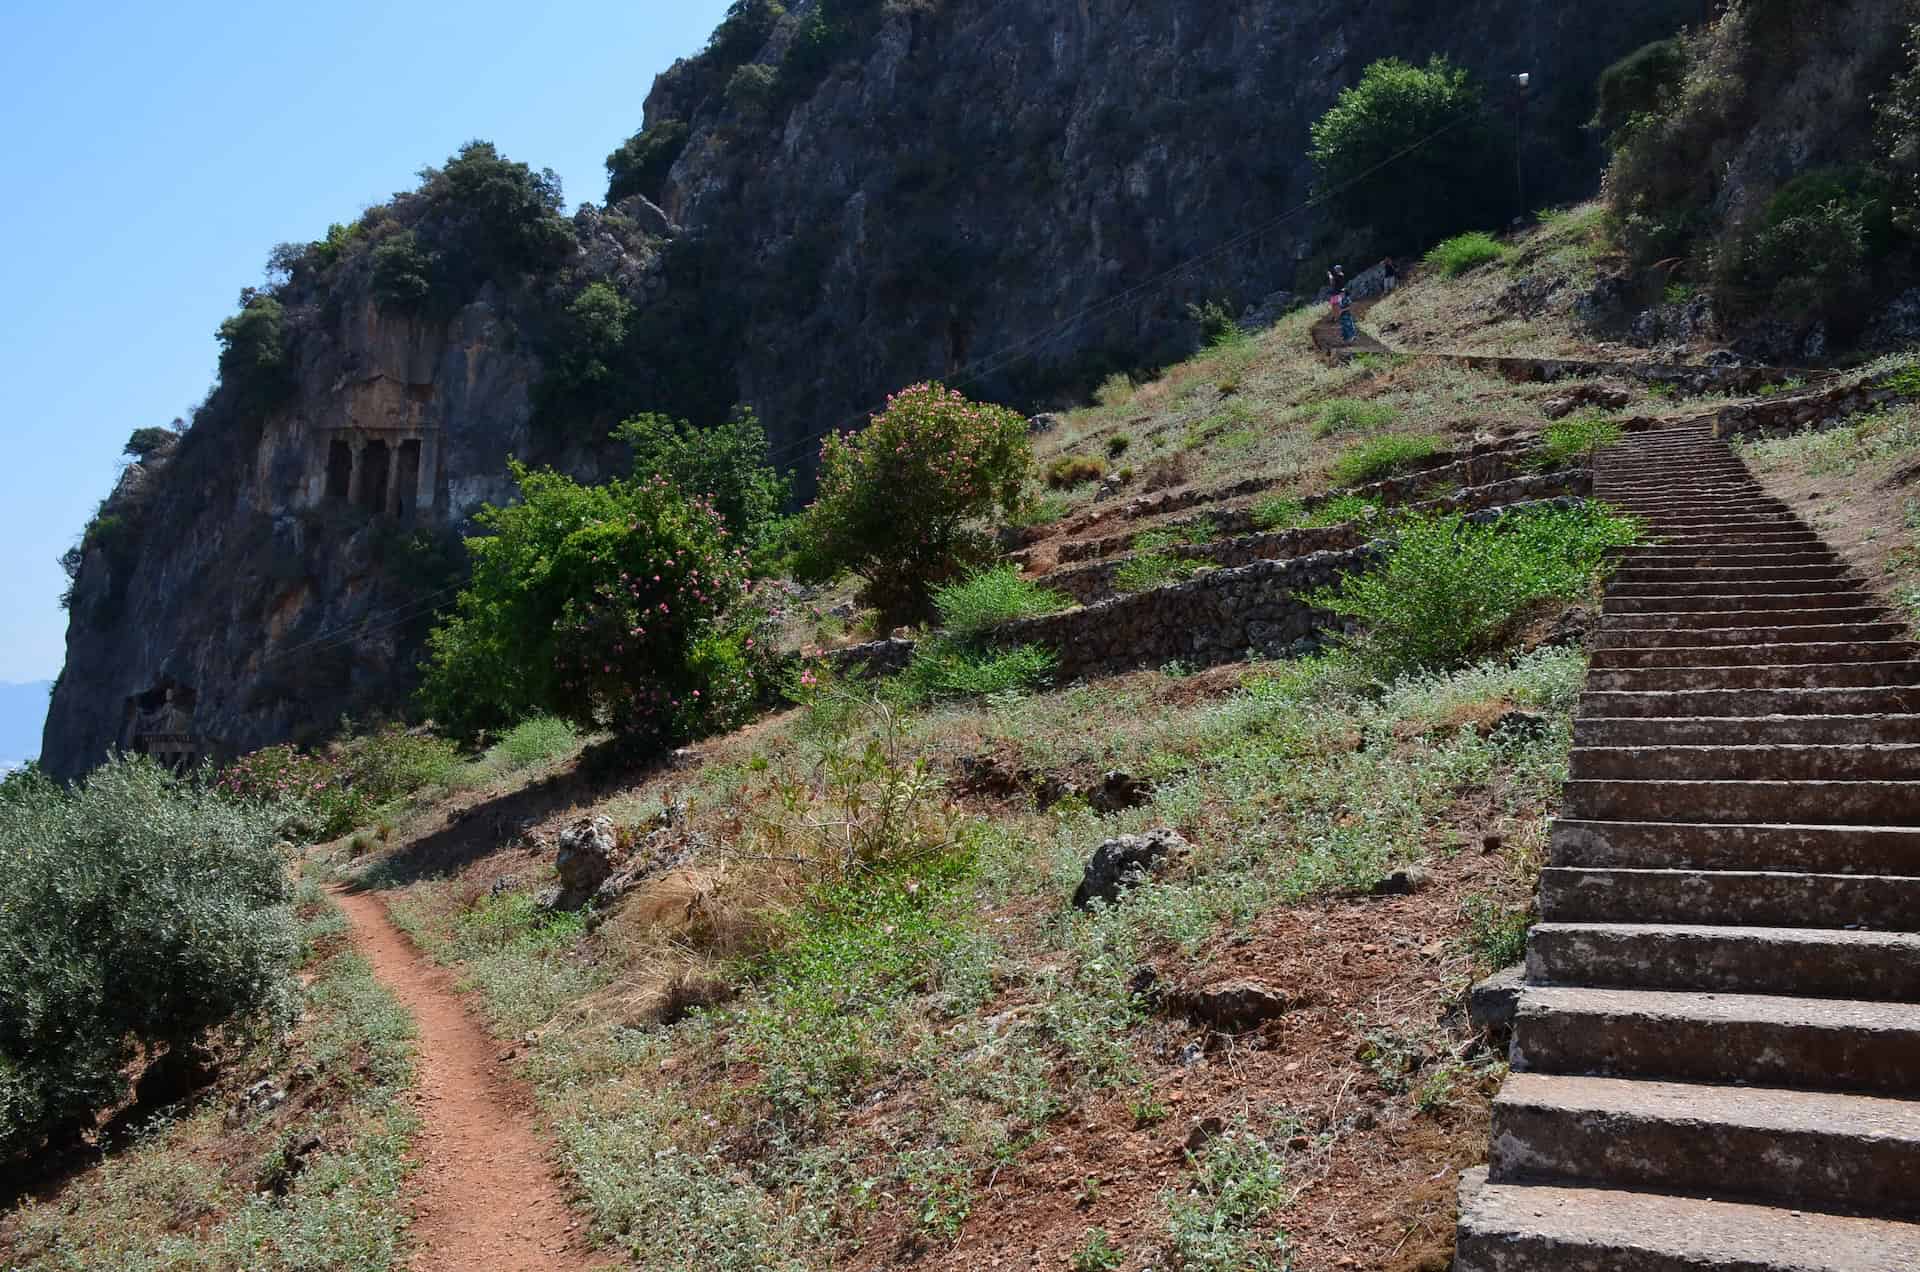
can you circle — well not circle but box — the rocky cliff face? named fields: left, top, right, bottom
left=44, top=0, right=1699, bottom=777
left=642, top=0, right=1702, bottom=453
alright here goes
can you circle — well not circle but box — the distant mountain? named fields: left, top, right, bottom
left=0, top=681, right=51, bottom=765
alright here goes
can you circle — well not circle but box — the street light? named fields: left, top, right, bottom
left=1513, top=73, right=1534, bottom=225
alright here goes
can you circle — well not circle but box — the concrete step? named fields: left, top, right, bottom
left=1511, top=986, right=1920, bottom=1093
left=1605, top=593, right=1880, bottom=616
left=1589, top=641, right=1918, bottom=668
left=1610, top=502, right=1793, bottom=517
left=1527, top=923, right=1920, bottom=1000
left=1617, top=549, right=1842, bottom=566
left=1537, top=866, right=1920, bottom=929
left=1563, top=779, right=1920, bottom=824
left=1488, top=1073, right=1920, bottom=1218
left=1589, top=623, right=1906, bottom=649
left=1456, top=1167, right=1920, bottom=1272
left=1602, top=606, right=1895, bottom=630
left=1586, top=663, right=1920, bottom=694
left=1606, top=581, right=1866, bottom=601
left=1645, top=535, right=1830, bottom=550
left=1550, top=820, right=1920, bottom=876
left=1581, top=686, right=1920, bottom=718
left=1569, top=744, right=1920, bottom=782
left=1574, top=715, right=1920, bottom=747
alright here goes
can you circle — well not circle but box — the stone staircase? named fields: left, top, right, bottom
left=1456, top=423, right=1920, bottom=1269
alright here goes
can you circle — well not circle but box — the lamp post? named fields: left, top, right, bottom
left=1513, top=72, right=1533, bottom=226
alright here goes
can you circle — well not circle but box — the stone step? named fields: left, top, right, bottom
left=1586, top=663, right=1920, bottom=694
left=1489, top=1073, right=1920, bottom=1218
left=1563, top=779, right=1920, bottom=824
left=1570, top=743, right=1920, bottom=782
left=1456, top=1168, right=1920, bottom=1272
left=1606, top=580, right=1865, bottom=600
left=1589, top=641, right=1917, bottom=669
left=1580, top=686, right=1920, bottom=718
left=1605, top=592, right=1879, bottom=616
left=1610, top=501, right=1793, bottom=516
left=1537, top=866, right=1920, bottom=929
left=1510, top=986, right=1920, bottom=1093
left=1645, top=535, right=1829, bottom=550
left=1611, top=566, right=1855, bottom=585
left=1574, top=714, right=1920, bottom=747
left=1618, top=549, right=1842, bottom=566
left=1603, top=606, right=1894, bottom=630
left=1527, top=923, right=1920, bottom=1000
left=1631, top=517, right=1807, bottom=531
left=1589, top=622, right=1905, bottom=648
left=1551, top=820, right=1920, bottom=876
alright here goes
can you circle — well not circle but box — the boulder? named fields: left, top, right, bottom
left=1072, top=827, right=1192, bottom=909
left=1370, top=864, right=1434, bottom=897
left=1168, top=978, right=1292, bottom=1032
left=550, top=816, right=619, bottom=910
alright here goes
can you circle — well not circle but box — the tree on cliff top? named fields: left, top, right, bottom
left=1309, top=56, right=1503, bottom=253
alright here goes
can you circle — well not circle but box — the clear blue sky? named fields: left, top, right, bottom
left=0, top=0, right=736, bottom=688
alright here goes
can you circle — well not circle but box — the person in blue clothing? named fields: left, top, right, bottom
left=1339, top=288, right=1357, bottom=343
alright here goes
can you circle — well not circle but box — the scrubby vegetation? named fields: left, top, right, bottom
left=1311, top=503, right=1639, bottom=677
left=1424, top=232, right=1506, bottom=278
left=0, top=758, right=298, bottom=1159
left=800, top=384, right=1032, bottom=616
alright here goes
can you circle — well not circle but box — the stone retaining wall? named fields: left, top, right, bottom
left=1043, top=468, right=1594, bottom=606
left=1444, top=353, right=1821, bottom=395
left=1714, top=379, right=1911, bottom=440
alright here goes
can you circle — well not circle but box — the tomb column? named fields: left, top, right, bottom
left=346, top=440, right=366, bottom=504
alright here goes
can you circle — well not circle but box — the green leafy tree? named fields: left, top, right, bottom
left=420, top=463, right=769, bottom=745
left=1, top=757, right=297, bottom=1156
left=370, top=230, right=434, bottom=311
left=1308, top=57, right=1502, bottom=252
left=801, top=383, right=1031, bottom=616
left=215, top=292, right=295, bottom=415
left=615, top=407, right=790, bottom=550
left=605, top=120, right=691, bottom=205
left=1594, top=38, right=1688, bottom=137
left=1879, top=26, right=1920, bottom=234
left=122, top=426, right=175, bottom=461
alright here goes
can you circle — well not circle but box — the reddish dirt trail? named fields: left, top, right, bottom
left=331, top=885, right=607, bottom=1272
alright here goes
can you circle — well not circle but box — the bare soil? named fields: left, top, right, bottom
left=330, top=884, right=609, bottom=1272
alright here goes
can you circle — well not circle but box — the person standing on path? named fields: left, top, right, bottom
left=1327, top=263, right=1347, bottom=296
left=1339, top=289, right=1357, bottom=344
left=1382, top=258, right=1398, bottom=293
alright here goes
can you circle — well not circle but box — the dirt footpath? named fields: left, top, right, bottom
left=331, top=884, right=608, bottom=1272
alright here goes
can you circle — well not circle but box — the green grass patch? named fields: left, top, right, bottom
left=896, top=642, right=1057, bottom=704
left=933, top=567, right=1073, bottom=637
left=1330, top=434, right=1446, bottom=486
left=1534, top=410, right=1624, bottom=469
left=1312, top=398, right=1397, bottom=438
left=1114, top=553, right=1214, bottom=593
left=1424, top=231, right=1505, bottom=277
left=1046, top=456, right=1107, bottom=490
left=490, top=715, right=579, bottom=772
left=1310, top=503, right=1639, bottom=677
left=1133, top=519, right=1216, bottom=553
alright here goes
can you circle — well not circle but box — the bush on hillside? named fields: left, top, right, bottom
left=1309, top=57, right=1503, bottom=252
left=1046, top=455, right=1106, bottom=489
left=1330, top=434, right=1445, bottom=486
left=1425, top=232, right=1506, bottom=277
left=217, top=745, right=368, bottom=841
left=1535, top=412, right=1625, bottom=469
left=0, top=757, right=298, bottom=1158
left=800, top=383, right=1032, bottom=616
left=420, top=462, right=774, bottom=746
left=1880, top=26, right=1920, bottom=234
left=929, top=566, right=1072, bottom=637
left=215, top=293, right=295, bottom=416
left=615, top=408, right=791, bottom=552
left=1594, top=38, right=1688, bottom=137
left=370, top=230, right=434, bottom=311
left=1310, top=504, right=1639, bottom=676
left=605, top=121, right=691, bottom=205
left=122, top=426, right=177, bottom=461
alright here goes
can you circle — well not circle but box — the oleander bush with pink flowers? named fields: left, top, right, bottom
left=799, top=383, right=1032, bottom=617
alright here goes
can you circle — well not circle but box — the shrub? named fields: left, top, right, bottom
left=0, top=757, right=298, bottom=1157
left=337, top=724, right=463, bottom=803
left=1047, top=456, right=1106, bottom=489
left=615, top=408, right=791, bottom=552
left=931, top=567, right=1072, bottom=637
left=1133, top=519, right=1215, bottom=552
left=894, top=642, right=1057, bottom=704
left=218, top=745, right=368, bottom=841
left=1424, top=232, right=1505, bottom=277
left=1094, top=373, right=1135, bottom=408
left=1732, top=199, right=1869, bottom=322
left=1106, top=433, right=1133, bottom=459
left=1313, top=398, right=1396, bottom=437
left=1187, top=300, right=1244, bottom=348
left=420, top=462, right=770, bottom=745
left=1594, top=38, right=1687, bottom=137
left=1309, top=504, right=1640, bottom=676
left=605, top=119, right=691, bottom=205
left=215, top=293, right=294, bottom=415
left=1535, top=412, right=1624, bottom=469
left=724, top=63, right=779, bottom=115
left=1309, top=57, right=1503, bottom=251
left=1879, top=26, right=1920, bottom=234
left=801, top=384, right=1032, bottom=616
left=122, top=426, right=176, bottom=462
left=1330, top=434, right=1445, bottom=486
